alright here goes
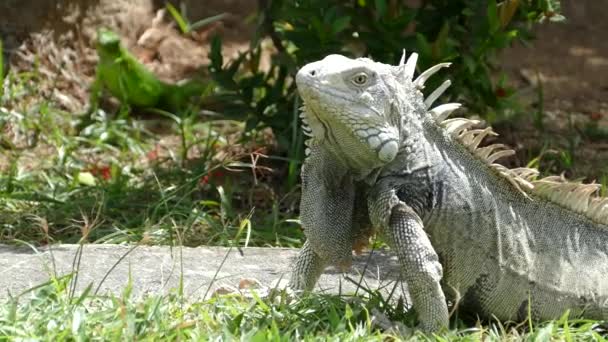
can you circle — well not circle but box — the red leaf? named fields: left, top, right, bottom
left=495, top=87, right=507, bottom=98
left=99, top=166, right=112, bottom=180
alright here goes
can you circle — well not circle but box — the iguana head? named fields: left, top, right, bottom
left=96, top=28, right=122, bottom=56
left=296, top=54, right=403, bottom=172
left=295, top=53, right=455, bottom=264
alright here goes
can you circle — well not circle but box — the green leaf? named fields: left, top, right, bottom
left=199, top=200, right=220, bottom=207
left=250, top=290, right=269, bottom=311
left=236, top=217, right=252, bottom=247
left=250, top=330, right=268, bottom=342
left=558, top=310, right=572, bottom=342
left=462, top=55, right=477, bottom=73
left=344, top=303, right=353, bottom=320
left=432, top=22, right=450, bottom=60
left=190, top=13, right=229, bottom=32
left=166, top=3, right=189, bottom=34
left=532, top=323, right=554, bottom=342
left=415, top=33, right=431, bottom=59
left=77, top=172, right=97, bottom=186
left=331, top=16, right=351, bottom=34
left=209, top=35, right=224, bottom=71
left=375, top=0, right=387, bottom=18
left=0, top=38, right=4, bottom=84
left=328, top=305, right=341, bottom=328
left=487, top=0, right=500, bottom=32
left=462, top=8, right=474, bottom=16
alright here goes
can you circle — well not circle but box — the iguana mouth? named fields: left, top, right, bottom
left=298, top=79, right=368, bottom=105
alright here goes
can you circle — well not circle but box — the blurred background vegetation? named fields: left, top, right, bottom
left=1, top=0, right=607, bottom=247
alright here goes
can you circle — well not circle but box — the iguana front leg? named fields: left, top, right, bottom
left=388, top=203, right=449, bottom=331
left=289, top=142, right=355, bottom=291
left=290, top=240, right=327, bottom=291
left=369, top=189, right=449, bottom=332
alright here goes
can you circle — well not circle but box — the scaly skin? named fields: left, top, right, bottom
left=94, top=28, right=206, bottom=112
left=290, top=53, right=608, bottom=331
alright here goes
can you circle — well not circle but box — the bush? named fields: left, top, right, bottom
left=208, top=0, right=563, bottom=156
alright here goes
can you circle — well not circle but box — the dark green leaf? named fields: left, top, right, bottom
left=487, top=0, right=500, bottom=32
left=331, top=16, right=351, bottom=34
left=374, top=0, right=387, bottom=18
left=190, top=13, right=229, bottom=32
left=209, top=35, right=223, bottom=71
left=0, top=38, right=4, bottom=85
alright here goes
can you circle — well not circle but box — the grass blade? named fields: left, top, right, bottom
left=94, top=244, right=140, bottom=295
left=0, top=38, right=4, bottom=83
left=189, top=13, right=228, bottom=32
left=166, top=3, right=189, bottom=33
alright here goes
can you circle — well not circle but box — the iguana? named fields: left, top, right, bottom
left=93, top=28, right=207, bottom=113
left=289, top=52, right=608, bottom=331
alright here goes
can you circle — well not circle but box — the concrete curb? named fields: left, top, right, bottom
left=0, top=244, right=408, bottom=302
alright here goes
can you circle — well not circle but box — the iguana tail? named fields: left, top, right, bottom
left=159, top=79, right=209, bottom=113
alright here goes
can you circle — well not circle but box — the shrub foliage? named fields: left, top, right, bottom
left=208, top=0, right=563, bottom=152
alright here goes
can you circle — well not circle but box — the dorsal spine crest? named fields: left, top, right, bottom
left=397, top=51, right=608, bottom=227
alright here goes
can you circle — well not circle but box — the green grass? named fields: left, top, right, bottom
left=0, top=38, right=4, bottom=87
left=0, top=67, right=303, bottom=247
left=2, top=272, right=606, bottom=341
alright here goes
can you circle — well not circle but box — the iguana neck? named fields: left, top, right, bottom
left=311, top=139, right=378, bottom=182
left=308, top=97, right=431, bottom=183
left=393, top=91, right=434, bottom=172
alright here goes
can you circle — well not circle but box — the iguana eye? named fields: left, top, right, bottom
left=352, top=73, right=368, bottom=86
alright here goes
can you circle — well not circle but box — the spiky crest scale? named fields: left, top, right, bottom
left=399, top=52, right=608, bottom=227
left=425, top=80, right=452, bottom=108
